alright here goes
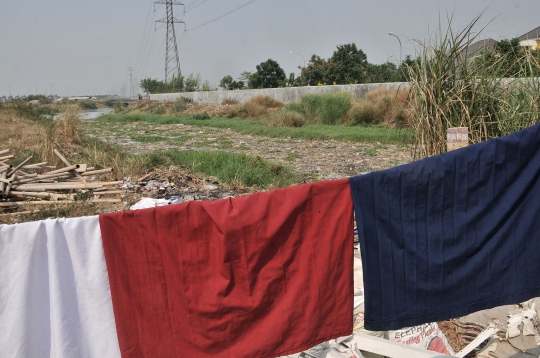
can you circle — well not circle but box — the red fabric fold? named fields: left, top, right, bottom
left=99, top=179, right=353, bottom=358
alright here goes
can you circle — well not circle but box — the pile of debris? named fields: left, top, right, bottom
left=0, top=148, right=123, bottom=210
left=122, top=168, right=255, bottom=210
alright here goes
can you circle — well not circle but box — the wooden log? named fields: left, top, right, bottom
left=13, top=183, right=106, bottom=191
left=0, top=198, right=121, bottom=207
left=0, top=171, right=6, bottom=194
left=12, top=173, right=38, bottom=180
left=54, top=149, right=88, bottom=187
left=0, top=178, right=11, bottom=184
left=3, top=174, right=16, bottom=197
left=0, top=201, right=64, bottom=207
left=22, top=165, right=56, bottom=170
left=76, top=164, right=87, bottom=172
left=14, top=180, right=123, bottom=191
left=0, top=155, right=15, bottom=161
left=80, top=168, right=114, bottom=176
left=9, top=191, right=51, bottom=199
left=14, top=171, right=79, bottom=184
left=8, top=155, right=34, bottom=177
left=92, top=199, right=121, bottom=203
left=46, top=164, right=80, bottom=175
left=24, top=161, right=47, bottom=167
left=0, top=149, right=11, bottom=156
left=0, top=167, right=9, bottom=175
left=138, top=172, right=153, bottom=182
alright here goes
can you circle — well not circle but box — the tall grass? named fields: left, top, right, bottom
left=300, top=92, right=353, bottom=125
left=224, top=95, right=283, bottom=119
left=141, top=150, right=298, bottom=188
left=407, top=14, right=540, bottom=158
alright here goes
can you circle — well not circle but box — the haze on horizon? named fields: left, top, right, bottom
left=1, top=0, right=539, bottom=97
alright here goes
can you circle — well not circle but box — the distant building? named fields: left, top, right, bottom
left=466, top=26, right=540, bottom=57
left=68, top=96, right=92, bottom=101
left=466, top=38, right=497, bottom=58
left=518, top=26, right=540, bottom=51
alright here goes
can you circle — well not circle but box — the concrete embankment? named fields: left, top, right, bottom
left=150, top=82, right=409, bottom=104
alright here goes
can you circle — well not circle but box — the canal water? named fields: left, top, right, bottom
left=79, top=107, right=113, bottom=119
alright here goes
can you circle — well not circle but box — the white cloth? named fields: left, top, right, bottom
left=0, top=216, right=121, bottom=358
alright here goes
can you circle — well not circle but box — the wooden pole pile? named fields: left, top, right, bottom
left=0, top=148, right=124, bottom=208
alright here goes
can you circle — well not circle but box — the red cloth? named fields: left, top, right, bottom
left=99, top=179, right=353, bottom=358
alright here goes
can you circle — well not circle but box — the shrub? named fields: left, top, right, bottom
left=300, top=92, right=352, bottom=125
left=104, top=100, right=115, bottom=107
left=192, top=112, right=211, bottom=120
left=222, top=98, right=239, bottom=105
left=250, top=95, right=282, bottom=108
left=113, top=101, right=125, bottom=113
left=223, top=96, right=283, bottom=119
left=267, top=110, right=305, bottom=127
left=79, top=100, right=97, bottom=110
left=174, top=97, right=192, bottom=112
left=348, top=101, right=379, bottom=125
left=285, top=101, right=302, bottom=113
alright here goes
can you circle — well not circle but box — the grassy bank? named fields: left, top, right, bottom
left=139, top=150, right=298, bottom=188
left=97, top=113, right=411, bottom=144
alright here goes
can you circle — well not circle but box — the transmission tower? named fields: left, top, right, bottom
left=155, top=0, right=185, bottom=83
left=127, top=67, right=136, bottom=97
left=121, top=83, right=126, bottom=97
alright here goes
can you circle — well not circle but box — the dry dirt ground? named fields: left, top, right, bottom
left=83, top=120, right=413, bottom=181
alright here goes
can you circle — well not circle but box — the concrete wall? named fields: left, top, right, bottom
left=150, top=82, right=409, bottom=104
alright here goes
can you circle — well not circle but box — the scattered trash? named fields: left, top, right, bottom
left=129, top=197, right=173, bottom=210
left=389, top=322, right=455, bottom=355
left=455, top=326, right=498, bottom=358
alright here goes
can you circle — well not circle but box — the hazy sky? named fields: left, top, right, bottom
left=1, top=0, right=539, bottom=97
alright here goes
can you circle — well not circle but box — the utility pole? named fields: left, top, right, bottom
left=155, top=0, right=185, bottom=83
left=127, top=67, right=136, bottom=98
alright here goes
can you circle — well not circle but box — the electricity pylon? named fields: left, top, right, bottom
left=155, top=0, right=185, bottom=83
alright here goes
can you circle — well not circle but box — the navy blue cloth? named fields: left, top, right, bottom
left=350, top=124, right=540, bottom=331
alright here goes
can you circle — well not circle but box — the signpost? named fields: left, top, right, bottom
left=447, top=127, right=468, bottom=152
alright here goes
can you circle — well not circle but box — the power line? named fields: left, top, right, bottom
left=186, top=0, right=208, bottom=12
left=134, top=2, right=155, bottom=72
left=187, top=0, right=258, bottom=31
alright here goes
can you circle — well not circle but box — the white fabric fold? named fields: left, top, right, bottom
left=0, top=216, right=120, bottom=358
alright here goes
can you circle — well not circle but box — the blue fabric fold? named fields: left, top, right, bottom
left=350, top=124, right=540, bottom=331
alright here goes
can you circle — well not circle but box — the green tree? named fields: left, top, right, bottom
left=477, top=38, right=540, bottom=77
left=325, top=43, right=368, bottom=84
left=202, top=80, right=213, bottom=91
left=219, top=75, right=233, bottom=90
left=229, top=81, right=245, bottom=90
left=238, top=71, right=252, bottom=83
left=139, top=78, right=162, bottom=94
left=184, top=73, right=201, bottom=92
left=250, top=59, right=286, bottom=88
left=303, top=55, right=331, bottom=85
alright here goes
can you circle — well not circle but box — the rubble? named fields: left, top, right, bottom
left=120, top=171, right=255, bottom=210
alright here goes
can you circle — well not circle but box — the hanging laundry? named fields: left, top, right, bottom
left=99, top=178, right=354, bottom=358
left=350, top=123, right=540, bottom=331
left=0, top=216, right=121, bottom=358
left=1, top=179, right=354, bottom=358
